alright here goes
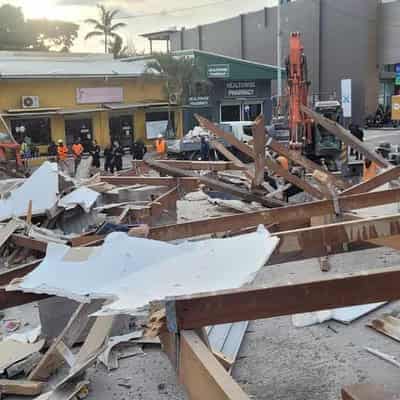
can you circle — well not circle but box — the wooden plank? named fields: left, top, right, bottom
left=273, top=214, right=400, bottom=261
left=342, top=384, right=396, bottom=400
left=144, top=159, right=284, bottom=208
left=29, top=301, right=101, bottom=381
left=133, top=160, right=244, bottom=171
left=151, top=185, right=179, bottom=221
left=301, top=105, right=390, bottom=168
left=251, top=116, right=266, bottom=187
left=265, top=133, right=349, bottom=190
left=148, top=187, right=400, bottom=241
left=0, top=290, right=48, bottom=311
left=10, top=234, right=47, bottom=253
left=179, top=330, right=250, bottom=400
left=167, top=265, right=400, bottom=330
left=196, top=114, right=324, bottom=199
left=0, top=379, right=43, bottom=396
left=0, top=220, right=21, bottom=249
left=342, top=166, right=400, bottom=196
left=100, top=176, right=201, bottom=192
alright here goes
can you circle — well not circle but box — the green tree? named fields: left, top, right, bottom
left=85, top=4, right=126, bottom=54
left=0, top=4, right=79, bottom=51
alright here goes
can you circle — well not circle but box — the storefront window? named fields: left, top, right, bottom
left=65, top=118, right=93, bottom=151
left=221, top=105, right=241, bottom=122
left=109, top=115, right=134, bottom=148
left=145, top=111, right=176, bottom=139
left=11, top=118, right=51, bottom=146
left=243, top=103, right=263, bottom=121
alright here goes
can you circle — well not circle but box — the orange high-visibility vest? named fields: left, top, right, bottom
left=57, top=145, right=68, bottom=161
left=71, top=143, right=84, bottom=158
left=363, top=161, right=379, bottom=182
left=155, top=139, right=166, bottom=154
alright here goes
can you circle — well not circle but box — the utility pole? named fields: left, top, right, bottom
left=277, top=0, right=282, bottom=114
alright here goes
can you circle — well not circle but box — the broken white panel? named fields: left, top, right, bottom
left=292, top=302, right=386, bottom=327
left=0, top=162, right=58, bottom=221
left=14, top=226, right=279, bottom=315
left=59, top=186, right=100, bottom=213
left=6, top=325, right=41, bottom=344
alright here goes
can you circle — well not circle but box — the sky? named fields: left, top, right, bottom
left=1, top=0, right=277, bottom=53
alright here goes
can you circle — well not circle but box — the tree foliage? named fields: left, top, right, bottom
left=0, top=4, right=79, bottom=52
left=85, top=4, right=126, bottom=53
left=145, top=53, right=209, bottom=105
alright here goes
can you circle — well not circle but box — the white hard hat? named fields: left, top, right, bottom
left=57, top=139, right=63, bottom=144
left=158, top=134, right=163, bottom=138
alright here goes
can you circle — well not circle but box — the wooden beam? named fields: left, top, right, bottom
left=273, top=214, right=400, bottom=261
left=0, top=290, right=48, bottom=310
left=150, top=185, right=179, bottom=221
left=144, top=159, right=284, bottom=208
left=133, top=160, right=245, bottom=171
left=265, top=133, right=349, bottom=190
left=341, top=384, right=396, bottom=400
left=196, top=114, right=324, bottom=199
left=178, top=330, right=250, bottom=400
left=167, top=265, right=400, bottom=330
left=301, top=105, right=390, bottom=168
left=100, top=176, right=201, bottom=192
left=251, top=116, right=266, bottom=187
left=10, top=234, right=47, bottom=253
left=0, top=379, right=43, bottom=396
left=341, top=166, right=400, bottom=196
left=148, top=187, right=400, bottom=241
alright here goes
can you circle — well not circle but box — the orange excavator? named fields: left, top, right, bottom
left=285, top=32, right=342, bottom=170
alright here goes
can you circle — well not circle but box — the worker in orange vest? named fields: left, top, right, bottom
left=155, top=134, right=166, bottom=156
left=363, top=159, right=379, bottom=182
left=276, top=155, right=289, bottom=171
left=71, top=138, right=84, bottom=174
left=57, top=139, right=68, bottom=171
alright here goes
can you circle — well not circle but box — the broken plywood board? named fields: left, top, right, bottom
left=14, top=227, right=279, bottom=316
left=369, top=314, right=400, bottom=342
left=0, top=339, right=44, bottom=373
left=0, top=162, right=58, bottom=221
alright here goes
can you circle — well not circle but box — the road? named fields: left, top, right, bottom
left=364, top=128, right=400, bottom=150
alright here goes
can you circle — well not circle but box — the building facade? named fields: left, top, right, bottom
left=0, top=52, right=183, bottom=153
left=166, top=0, right=400, bottom=124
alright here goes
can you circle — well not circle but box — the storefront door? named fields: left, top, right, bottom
left=220, top=102, right=263, bottom=122
left=109, top=115, right=134, bottom=148
left=65, top=118, right=93, bottom=151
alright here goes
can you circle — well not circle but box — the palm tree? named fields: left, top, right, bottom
left=84, top=4, right=126, bottom=54
left=146, top=53, right=210, bottom=138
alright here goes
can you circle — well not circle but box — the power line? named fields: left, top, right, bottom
left=114, top=0, right=238, bottom=20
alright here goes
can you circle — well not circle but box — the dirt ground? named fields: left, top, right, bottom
left=4, top=196, right=400, bottom=400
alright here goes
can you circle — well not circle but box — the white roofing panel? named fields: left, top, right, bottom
left=0, top=58, right=152, bottom=78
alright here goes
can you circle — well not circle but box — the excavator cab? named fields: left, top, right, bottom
left=313, top=101, right=342, bottom=156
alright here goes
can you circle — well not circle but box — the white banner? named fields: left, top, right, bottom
left=341, top=79, right=352, bottom=118
left=76, top=87, right=123, bottom=104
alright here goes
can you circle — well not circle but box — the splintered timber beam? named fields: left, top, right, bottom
left=148, top=187, right=400, bottom=241
left=301, top=105, right=390, bottom=168
left=251, top=116, right=267, bottom=187
left=144, top=159, right=284, bottom=208
left=196, top=114, right=324, bottom=199
left=166, top=266, right=400, bottom=331
left=265, top=133, right=349, bottom=190
left=273, top=214, right=400, bottom=261
left=341, top=166, right=400, bottom=196
left=178, top=330, right=250, bottom=400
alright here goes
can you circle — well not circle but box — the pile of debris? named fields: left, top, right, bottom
left=2, top=111, right=400, bottom=400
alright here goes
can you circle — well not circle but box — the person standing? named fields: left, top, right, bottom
left=71, top=138, right=84, bottom=174
left=57, top=139, right=68, bottom=171
left=155, top=134, right=166, bottom=157
left=200, top=136, right=210, bottom=161
left=363, top=159, right=379, bottom=182
left=104, top=145, right=114, bottom=173
left=90, top=140, right=101, bottom=168
left=131, top=139, right=147, bottom=160
left=113, top=141, right=124, bottom=172
left=47, top=141, right=57, bottom=159
left=354, top=125, right=364, bottom=161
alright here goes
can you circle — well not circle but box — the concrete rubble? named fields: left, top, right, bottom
left=1, top=119, right=400, bottom=400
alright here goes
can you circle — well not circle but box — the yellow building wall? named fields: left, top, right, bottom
left=0, top=77, right=185, bottom=149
